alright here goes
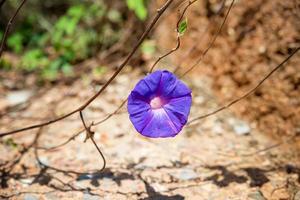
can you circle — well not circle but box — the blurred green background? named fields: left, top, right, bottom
left=0, top=0, right=148, bottom=81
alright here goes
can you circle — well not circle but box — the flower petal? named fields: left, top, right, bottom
left=128, top=91, right=150, bottom=115
left=157, top=71, right=177, bottom=97
left=127, top=70, right=192, bottom=138
left=141, top=109, right=178, bottom=138
left=129, top=108, right=153, bottom=133
left=164, top=95, right=192, bottom=127
left=168, top=78, right=192, bottom=98
left=132, top=70, right=162, bottom=99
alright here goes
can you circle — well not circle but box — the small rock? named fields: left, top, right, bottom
left=212, top=121, right=224, bottom=135
left=194, top=96, right=205, bottom=104
left=151, top=182, right=168, bottom=192
left=20, top=178, right=34, bottom=185
left=170, top=168, right=198, bottom=181
left=247, top=191, right=266, bottom=200
left=229, top=118, right=251, bottom=135
left=83, top=193, right=101, bottom=200
left=23, top=194, right=38, bottom=200
left=258, top=46, right=266, bottom=54
left=45, top=193, right=59, bottom=200
left=6, top=90, right=33, bottom=106
left=37, top=156, right=49, bottom=166
left=135, top=157, right=173, bottom=169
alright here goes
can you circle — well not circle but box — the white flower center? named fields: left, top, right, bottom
left=150, top=97, right=163, bottom=109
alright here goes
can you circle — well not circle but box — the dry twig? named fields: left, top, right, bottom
left=0, top=0, right=27, bottom=57
left=0, top=0, right=175, bottom=137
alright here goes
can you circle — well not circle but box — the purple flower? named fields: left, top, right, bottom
left=127, top=70, right=192, bottom=138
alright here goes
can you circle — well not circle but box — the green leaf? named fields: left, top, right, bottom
left=141, top=40, right=155, bottom=56
left=0, top=58, right=12, bottom=71
left=7, top=33, right=24, bottom=53
left=49, top=58, right=62, bottom=71
left=67, top=5, right=85, bottom=18
left=107, top=9, right=122, bottom=23
left=21, top=49, right=46, bottom=71
left=126, top=0, right=147, bottom=20
left=178, top=18, right=188, bottom=35
left=55, top=16, right=69, bottom=31
left=92, top=66, right=106, bottom=77
left=4, top=138, right=18, bottom=149
left=61, top=63, right=73, bottom=76
left=65, top=18, right=79, bottom=35
left=41, top=59, right=61, bottom=80
left=42, top=68, right=58, bottom=80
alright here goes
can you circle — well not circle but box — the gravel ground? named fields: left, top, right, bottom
left=1, top=0, right=300, bottom=199
left=0, top=68, right=299, bottom=199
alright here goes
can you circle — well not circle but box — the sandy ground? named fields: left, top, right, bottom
left=1, top=0, right=300, bottom=199
left=0, top=67, right=299, bottom=199
left=155, top=0, right=300, bottom=140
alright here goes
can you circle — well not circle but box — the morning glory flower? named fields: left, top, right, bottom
left=127, top=70, right=192, bottom=138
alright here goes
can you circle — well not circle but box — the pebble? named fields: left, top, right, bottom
left=37, top=156, right=49, bottom=166
left=45, top=193, right=59, bottom=200
left=135, top=157, right=173, bottom=169
left=228, top=118, right=251, bottom=135
left=20, top=178, right=34, bottom=185
left=212, top=121, right=224, bottom=135
left=151, top=182, right=168, bottom=192
left=170, top=168, right=198, bottom=181
left=23, top=194, right=38, bottom=200
left=6, top=90, right=33, bottom=106
left=83, top=193, right=101, bottom=200
left=247, top=191, right=266, bottom=200
left=194, top=96, right=205, bottom=104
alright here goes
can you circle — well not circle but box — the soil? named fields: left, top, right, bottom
left=1, top=68, right=299, bottom=199
left=156, top=0, right=300, bottom=141
left=0, top=0, right=300, bottom=199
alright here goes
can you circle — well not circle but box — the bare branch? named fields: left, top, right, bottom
left=173, top=0, right=226, bottom=74
left=86, top=1, right=199, bottom=131
left=0, top=0, right=7, bottom=8
left=37, top=99, right=127, bottom=151
left=149, top=0, right=197, bottom=73
left=180, top=0, right=235, bottom=77
left=0, top=0, right=175, bottom=137
left=76, top=1, right=198, bottom=137
left=0, top=0, right=27, bottom=57
left=37, top=129, right=84, bottom=151
left=79, top=111, right=106, bottom=171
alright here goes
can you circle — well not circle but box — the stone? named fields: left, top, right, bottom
left=45, top=193, right=59, bottom=200
left=6, top=90, right=33, bottom=106
left=212, top=121, right=224, bottom=135
left=83, top=193, right=101, bottom=200
left=229, top=118, right=251, bottom=135
left=170, top=168, right=198, bottom=181
left=20, top=178, right=34, bottom=185
left=23, top=194, right=38, bottom=200
left=151, top=182, right=168, bottom=192
left=247, top=191, right=266, bottom=200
